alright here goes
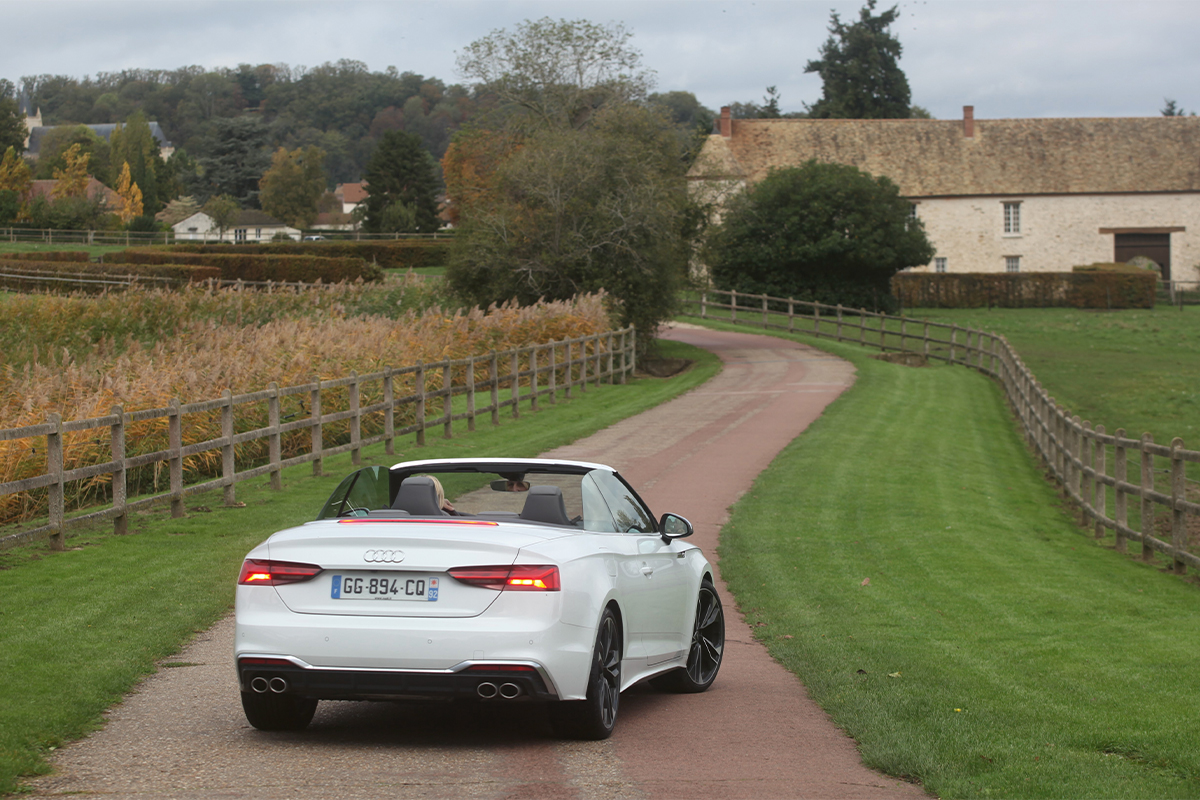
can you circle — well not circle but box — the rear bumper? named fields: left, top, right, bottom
left=237, top=656, right=557, bottom=702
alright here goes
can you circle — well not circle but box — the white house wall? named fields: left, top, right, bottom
left=913, top=193, right=1200, bottom=282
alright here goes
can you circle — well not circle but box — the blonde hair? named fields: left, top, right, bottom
left=429, top=476, right=446, bottom=509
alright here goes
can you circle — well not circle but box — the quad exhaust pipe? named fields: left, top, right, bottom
left=249, top=676, right=289, bottom=694
left=476, top=681, right=522, bottom=699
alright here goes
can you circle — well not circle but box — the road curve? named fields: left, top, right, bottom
left=23, top=324, right=926, bottom=800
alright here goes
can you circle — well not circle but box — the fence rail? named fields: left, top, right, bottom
left=0, top=327, right=635, bottom=550
left=682, top=289, right=1200, bottom=573
left=0, top=266, right=344, bottom=293
left=0, top=228, right=453, bottom=246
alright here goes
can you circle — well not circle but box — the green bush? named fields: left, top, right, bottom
left=891, top=271, right=1156, bottom=309
left=0, top=259, right=221, bottom=291
left=1072, top=261, right=1151, bottom=274
left=158, top=240, right=448, bottom=270
left=0, top=251, right=91, bottom=263
left=101, top=248, right=383, bottom=283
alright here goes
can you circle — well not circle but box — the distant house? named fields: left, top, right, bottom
left=172, top=210, right=299, bottom=243
left=688, top=106, right=1200, bottom=283
left=21, top=105, right=174, bottom=160
left=28, top=177, right=121, bottom=208
left=334, top=182, right=367, bottom=214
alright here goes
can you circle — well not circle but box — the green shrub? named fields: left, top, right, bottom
left=0, top=251, right=91, bottom=263
left=101, top=249, right=383, bottom=283
left=891, top=271, right=1156, bottom=309
left=157, top=240, right=448, bottom=270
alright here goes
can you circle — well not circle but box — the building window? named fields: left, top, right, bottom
left=934, top=257, right=947, bottom=273
left=1003, top=202, right=1021, bottom=234
left=909, top=204, right=918, bottom=219
left=1006, top=256, right=1021, bottom=273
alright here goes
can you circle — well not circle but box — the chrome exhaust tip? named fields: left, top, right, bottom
left=268, top=677, right=288, bottom=694
left=476, top=681, right=498, bottom=699
left=499, top=682, right=521, bottom=699
left=250, top=676, right=270, bottom=694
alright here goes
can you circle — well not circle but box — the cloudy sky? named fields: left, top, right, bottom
left=3, top=0, right=1197, bottom=121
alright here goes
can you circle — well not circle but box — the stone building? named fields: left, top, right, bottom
left=688, top=106, right=1200, bottom=283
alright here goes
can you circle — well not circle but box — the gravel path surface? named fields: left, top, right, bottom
left=23, top=324, right=927, bottom=799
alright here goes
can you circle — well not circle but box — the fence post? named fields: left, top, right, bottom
left=607, top=331, right=615, bottom=384
left=1079, top=419, right=1092, bottom=526
left=565, top=340, right=574, bottom=398
left=1171, top=437, right=1187, bottom=574
left=350, top=371, right=362, bottom=464
left=593, top=335, right=602, bottom=388
left=761, top=294, right=769, bottom=327
left=923, top=322, right=930, bottom=359
left=414, top=364, right=426, bottom=446
left=268, top=383, right=282, bottom=491
left=949, top=325, right=958, bottom=363
left=110, top=405, right=127, bottom=535
left=467, top=356, right=477, bottom=430
left=47, top=412, right=65, bottom=550
left=511, top=351, right=521, bottom=416
left=1114, top=428, right=1128, bottom=552
left=221, top=389, right=236, bottom=506
left=1140, top=433, right=1155, bottom=562
left=814, top=303, right=820, bottom=336
left=788, top=298, right=795, bottom=332
left=900, top=317, right=907, bottom=352
left=1093, top=424, right=1106, bottom=539
left=169, top=399, right=185, bottom=516
left=383, top=368, right=395, bottom=455
left=489, top=352, right=500, bottom=426
left=578, top=341, right=588, bottom=394
left=701, top=290, right=707, bottom=319
left=730, top=290, right=738, bottom=323
left=311, top=379, right=325, bottom=473
left=628, top=326, right=637, bottom=377
left=836, top=304, right=844, bottom=341
left=442, top=363, right=452, bottom=438
left=530, top=347, right=540, bottom=412
left=859, top=308, right=867, bottom=344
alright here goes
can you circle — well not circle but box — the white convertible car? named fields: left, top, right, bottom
left=234, top=458, right=724, bottom=739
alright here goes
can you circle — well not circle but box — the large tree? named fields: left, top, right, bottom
left=199, top=116, right=271, bottom=206
left=804, top=0, right=912, bottom=119
left=110, top=111, right=164, bottom=212
left=447, top=18, right=691, bottom=351
left=259, top=145, right=327, bottom=228
left=456, top=17, right=652, bottom=130
left=705, top=161, right=933, bottom=311
left=35, top=125, right=113, bottom=185
left=0, top=96, right=26, bottom=156
left=361, top=130, right=440, bottom=233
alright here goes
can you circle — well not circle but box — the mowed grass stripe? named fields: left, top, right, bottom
left=0, top=339, right=719, bottom=795
left=705, top=323, right=1200, bottom=799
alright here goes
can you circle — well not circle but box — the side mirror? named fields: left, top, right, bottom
left=659, top=512, right=693, bottom=543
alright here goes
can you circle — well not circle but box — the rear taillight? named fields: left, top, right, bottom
left=238, top=559, right=323, bottom=586
left=447, top=565, right=561, bottom=591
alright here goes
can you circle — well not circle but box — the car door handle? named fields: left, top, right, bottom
left=641, top=564, right=655, bottom=577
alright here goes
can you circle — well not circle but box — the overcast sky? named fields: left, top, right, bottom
left=4, top=0, right=1197, bottom=121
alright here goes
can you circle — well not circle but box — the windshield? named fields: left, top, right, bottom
left=315, top=464, right=656, bottom=533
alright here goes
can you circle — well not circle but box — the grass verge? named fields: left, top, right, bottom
left=0, top=338, right=717, bottom=794
left=694, top=317, right=1200, bottom=799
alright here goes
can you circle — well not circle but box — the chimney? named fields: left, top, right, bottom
left=963, top=105, right=975, bottom=138
left=719, top=106, right=732, bottom=138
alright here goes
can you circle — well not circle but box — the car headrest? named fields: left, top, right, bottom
left=520, top=485, right=572, bottom=526
left=392, top=476, right=446, bottom=516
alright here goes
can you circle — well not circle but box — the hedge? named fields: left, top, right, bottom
left=158, top=240, right=448, bottom=270
left=101, top=249, right=383, bottom=283
left=0, top=251, right=91, bottom=262
left=0, top=260, right=221, bottom=292
left=891, top=272, right=1157, bottom=309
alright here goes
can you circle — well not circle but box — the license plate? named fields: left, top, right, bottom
left=331, top=574, right=439, bottom=601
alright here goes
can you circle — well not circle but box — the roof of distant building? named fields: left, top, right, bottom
left=688, top=111, right=1200, bottom=197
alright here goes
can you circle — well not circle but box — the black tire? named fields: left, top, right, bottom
left=652, top=578, right=724, bottom=693
left=549, top=607, right=621, bottom=740
left=240, top=691, right=318, bottom=731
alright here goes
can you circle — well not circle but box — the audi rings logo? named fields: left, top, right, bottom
left=363, top=549, right=405, bottom=563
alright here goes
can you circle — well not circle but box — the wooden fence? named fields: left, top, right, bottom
left=683, top=289, right=1200, bottom=573
left=0, top=328, right=635, bottom=550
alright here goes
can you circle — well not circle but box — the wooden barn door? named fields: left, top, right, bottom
left=1114, top=232, right=1171, bottom=280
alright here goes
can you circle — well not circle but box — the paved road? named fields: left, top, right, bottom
left=23, top=325, right=927, bottom=799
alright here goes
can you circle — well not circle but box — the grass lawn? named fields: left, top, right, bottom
left=691, top=318, right=1200, bottom=798
left=0, top=338, right=718, bottom=795
left=908, top=306, right=1200, bottom=449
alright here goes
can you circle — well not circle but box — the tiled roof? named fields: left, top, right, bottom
left=29, top=177, right=120, bottom=206
left=336, top=182, right=368, bottom=203
left=688, top=116, right=1200, bottom=197
left=233, top=209, right=288, bottom=227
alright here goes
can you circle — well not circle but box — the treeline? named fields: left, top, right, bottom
left=19, top=60, right=486, bottom=186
